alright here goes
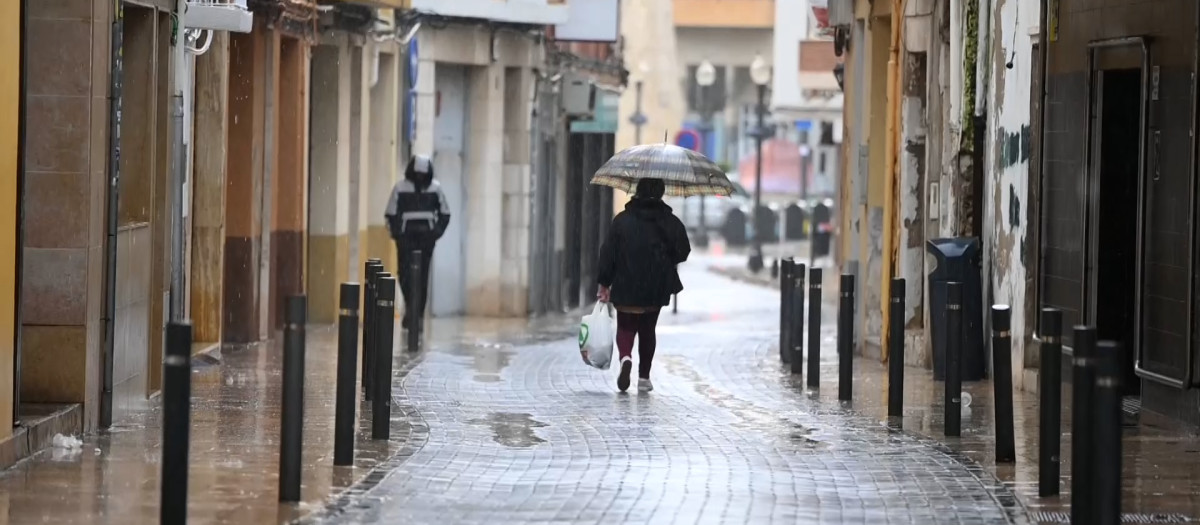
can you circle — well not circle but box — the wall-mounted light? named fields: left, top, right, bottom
left=833, top=63, right=845, bottom=91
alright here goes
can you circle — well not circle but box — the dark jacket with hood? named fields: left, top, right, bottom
left=597, top=179, right=691, bottom=308
left=385, top=155, right=451, bottom=247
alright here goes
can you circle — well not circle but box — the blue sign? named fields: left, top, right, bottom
left=407, top=38, right=419, bottom=87
left=795, top=119, right=813, bottom=132
left=674, top=129, right=702, bottom=151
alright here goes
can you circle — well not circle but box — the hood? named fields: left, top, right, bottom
left=625, top=196, right=673, bottom=220
left=406, top=154, right=434, bottom=191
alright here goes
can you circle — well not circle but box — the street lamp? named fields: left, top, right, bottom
left=748, top=54, right=772, bottom=273
left=694, top=60, right=717, bottom=248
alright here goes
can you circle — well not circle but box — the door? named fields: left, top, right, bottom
left=431, top=65, right=467, bottom=316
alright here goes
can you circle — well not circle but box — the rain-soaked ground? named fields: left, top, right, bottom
left=0, top=253, right=1197, bottom=524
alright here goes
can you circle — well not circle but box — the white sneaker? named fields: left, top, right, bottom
left=638, top=378, right=654, bottom=393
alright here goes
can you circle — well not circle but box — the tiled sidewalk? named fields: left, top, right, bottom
left=710, top=258, right=1200, bottom=523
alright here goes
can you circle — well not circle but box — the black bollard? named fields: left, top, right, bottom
left=1070, top=326, right=1097, bottom=525
left=406, top=252, right=423, bottom=353
left=837, top=274, right=855, bottom=402
left=334, top=282, right=360, bottom=467
left=362, top=262, right=382, bottom=401
left=779, top=258, right=794, bottom=364
left=887, top=278, right=905, bottom=421
left=162, top=322, right=192, bottom=525
left=944, top=282, right=963, bottom=437
left=1038, top=308, right=1063, bottom=497
left=1093, top=341, right=1123, bottom=525
left=373, top=275, right=397, bottom=440
left=992, top=305, right=1016, bottom=463
left=790, top=263, right=806, bottom=375
left=279, top=295, right=306, bottom=503
left=807, top=268, right=823, bottom=389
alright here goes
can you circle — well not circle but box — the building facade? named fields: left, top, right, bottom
left=828, top=0, right=1200, bottom=427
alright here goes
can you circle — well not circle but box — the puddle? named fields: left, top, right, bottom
left=468, top=413, right=548, bottom=448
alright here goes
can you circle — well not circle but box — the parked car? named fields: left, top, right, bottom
left=666, top=180, right=753, bottom=233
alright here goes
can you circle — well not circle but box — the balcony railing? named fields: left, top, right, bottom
left=409, top=0, right=569, bottom=25
left=186, top=0, right=254, bottom=33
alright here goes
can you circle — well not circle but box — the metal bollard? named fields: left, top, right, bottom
left=992, top=305, right=1016, bottom=463
left=672, top=294, right=678, bottom=315
left=279, top=296, right=306, bottom=502
left=807, top=268, right=823, bottom=389
left=406, top=252, right=423, bottom=353
left=362, top=262, right=382, bottom=401
left=1070, top=326, right=1097, bottom=525
left=837, top=274, right=855, bottom=402
left=1093, top=341, right=1123, bottom=525
left=779, top=258, right=794, bottom=364
left=373, top=275, right=397, bottom=440
left=944, top=282, right=963, bottom=437
left=334, top=283, right=360, bottom=467
left=887, top=278, right=905, bottom=421
left=790, top=263, right=806, bottom=375
left=162, top=322, right=192, bottom=525
left=1038, top=308, right=1064, bottom=497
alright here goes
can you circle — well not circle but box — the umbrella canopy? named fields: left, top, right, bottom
left=591, top=143, right=735, bottom=197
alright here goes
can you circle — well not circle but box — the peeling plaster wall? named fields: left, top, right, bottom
left=984, top=0, right=1038, bottom=388
left=901, top=51, right=928, bottom=365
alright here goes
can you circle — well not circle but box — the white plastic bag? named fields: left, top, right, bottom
left=579, top=302, right=615, bottom=370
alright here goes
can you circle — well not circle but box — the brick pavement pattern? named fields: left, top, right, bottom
left=313, top=267, right=1022, bottom=525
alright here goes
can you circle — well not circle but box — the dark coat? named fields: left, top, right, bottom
left=597, top=198, right=691, bottom=308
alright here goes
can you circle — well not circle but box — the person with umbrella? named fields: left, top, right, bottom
left=593, top=142, right=734, bottom=393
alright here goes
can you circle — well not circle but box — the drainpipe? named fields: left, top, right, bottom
left=169, top=0, right=188, bottom=322
left=949, top=0, right=962, bottom=136
left=101, top=1, right=126, bottom=429
left=881, top=0, right=907, bottom=362
left=14, top=0, right=28, bottom=426
left=974, top=0, right=990, bottom=117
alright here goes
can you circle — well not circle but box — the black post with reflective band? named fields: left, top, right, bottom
left=807, top=268, right=823, bottom=389
left=407, top=252, right=423, bottom=353
left=779, top=258, right=794, bottom=364
left=887, top=278, right=905, bottom=421
left=1070, top=326, right=1097, bottom=525
left=992, top=305, right=1016, bottom=463
left=1093, top=341, right=1123, bottom=525
left=790, top=263, right=806, bottom=375
left=362, top=261, right=381, bottom=401
left=944, top=282, right=963, bottom=437
left=279, top=296, right=306, bottom=502
left=334, top=282, right=360, bottom=467
left=373, top=275, right=397, bottom=440
left=162, top=322, right=192, bottom=524
left=1038, top=308, right=1063, bottom=497
left=837, top=274, right=855, bottom=402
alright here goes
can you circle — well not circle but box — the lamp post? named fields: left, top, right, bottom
left=748, top=54, right=772, bottom=274
left=694, top=60, right=717, bottom=248
left=799, top=144, right=814, bottom=267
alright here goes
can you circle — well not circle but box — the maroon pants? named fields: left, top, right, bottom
left=616, top=309, right=661, bottom=378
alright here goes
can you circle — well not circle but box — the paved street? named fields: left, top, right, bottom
left=308, top=260, right=1022, bottom=525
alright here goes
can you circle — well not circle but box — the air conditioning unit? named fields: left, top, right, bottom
left=186, top=0, right=253, bottom=33
left=562, top=73, right=596, bottom=118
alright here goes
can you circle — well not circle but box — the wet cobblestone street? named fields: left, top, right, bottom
left=313, top=263, right=1023, bottom=525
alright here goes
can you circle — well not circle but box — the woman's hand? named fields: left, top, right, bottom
left=597, top=285, right=611, bottom=303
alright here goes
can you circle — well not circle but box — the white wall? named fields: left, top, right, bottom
left=772, top=0, right=806, bottom=109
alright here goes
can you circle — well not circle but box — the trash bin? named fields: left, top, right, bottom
left=722, top=208, right=748, bottom=246
left=784, top=204, right=807, bottom=240
left=811, top=202, right=833, bottom=258
left=926, top=237, right=985, bottom=382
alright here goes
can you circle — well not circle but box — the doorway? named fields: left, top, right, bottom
left=1090, top=68, right=1142, bottom=396
left=430, top=65, right=468, bottom=316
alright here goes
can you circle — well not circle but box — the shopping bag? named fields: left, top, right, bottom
left=579, top=302, right=615, bottom=370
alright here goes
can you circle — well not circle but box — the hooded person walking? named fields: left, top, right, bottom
left=596, top=178, right=691, bottom=393
left=385, top=155, right=451, bottom=329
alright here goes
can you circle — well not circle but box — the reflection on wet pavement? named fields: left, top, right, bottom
left=317, top=262, right=1023, bottom=525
